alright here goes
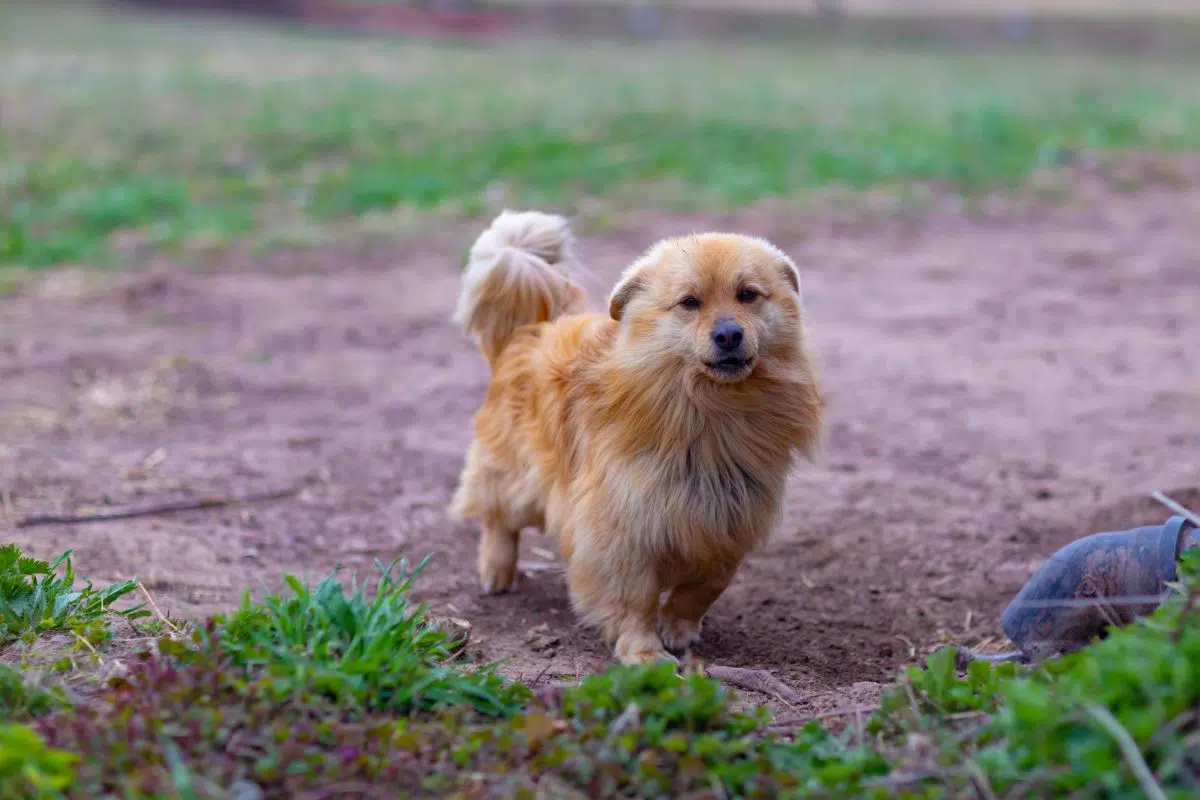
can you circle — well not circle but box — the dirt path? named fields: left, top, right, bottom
left=2, top=187, right=1197, bottom=714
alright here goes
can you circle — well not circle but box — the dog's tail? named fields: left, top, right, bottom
left=454, top=209, right=587, bottom=366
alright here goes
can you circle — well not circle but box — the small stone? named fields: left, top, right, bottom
left=525, top=623, right=560, bottom=653
left=229, top=780, right=264, bottom=800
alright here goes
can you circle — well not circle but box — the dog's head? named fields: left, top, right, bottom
left=607, top=233, right=809, bottom=384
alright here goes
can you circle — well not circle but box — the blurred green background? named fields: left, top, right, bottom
left=4, top=0, right=1200, bottom=268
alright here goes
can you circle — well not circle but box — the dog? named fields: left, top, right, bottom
left=449, top=210, right=822, bottom=665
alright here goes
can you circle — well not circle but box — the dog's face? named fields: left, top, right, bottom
left=608, top=233, right=806, bottom=384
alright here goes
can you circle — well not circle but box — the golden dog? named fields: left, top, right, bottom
left=450, top=210, right=822, bottom=665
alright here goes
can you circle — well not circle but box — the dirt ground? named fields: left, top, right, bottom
left=2, top=184, right=1197, bottom=716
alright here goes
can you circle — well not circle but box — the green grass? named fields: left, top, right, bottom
left=0, top=722, right=77, bottom=800
left=0, top=665, right=66, bottom=722
left=0, top=545, right=147, bottom=649
left=211, top=555, right=526, bottom=716
left=4, top=2, right=1200, bottom=267
left=1, top=538, right=1197, bottom=798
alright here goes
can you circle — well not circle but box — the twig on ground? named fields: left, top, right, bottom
left=138, top=582, right=182, bottom=635
left=704, top=665, right=811, bottom=707
left=529, top=662, right=554, bottom=688
left=767, top=705, right=881, bottom=731
left=821, top=708, right=874, bottom=729
left=768, top=705, right=883, bottom=734
left=968, top=761, right=1000, bottom=800
left=72, top=630, right=100, bottom=656
left=14, top=483, right=308, bottom=528
left=1083, top=703, right=1168, bottom=800
left=518, top=561, right=562, bottom=573
left=1151, top=490, right=1200, bottom=529
left=955, top=647, right=1028, bottom=671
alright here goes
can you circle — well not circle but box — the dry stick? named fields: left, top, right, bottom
left=138, top=582, right=183, bottom=635
left=1083, top=703, right=1168, bottom=800
left=967, top=761, right=1000, bottom=800
left=767, top=705, right=881, bottom=730
left=72, top=630, right=100, bottom=656
left=704, top=665, right=811, bottom=707
left=1151, top=490, right=1200, bottom=529
left=1151, top=490, right=1200, bottom=643
left=955, top=647, right=1027, bottom=672
left=13, top=483, right=307, bottom=529
left=529, top=662, right=554, bottom=688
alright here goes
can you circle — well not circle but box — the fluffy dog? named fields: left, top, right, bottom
left=450, top=209, right=822, bottom=665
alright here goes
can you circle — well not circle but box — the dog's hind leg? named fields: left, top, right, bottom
left=479, top=524, right=520, bottom=594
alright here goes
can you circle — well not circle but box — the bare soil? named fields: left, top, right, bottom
left=2, top=185, right=1197, bottom=716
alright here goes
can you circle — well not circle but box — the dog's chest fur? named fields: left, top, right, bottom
left=620, top=418, right=791, bottom=559
left=681, top=439, right=779, bottom=524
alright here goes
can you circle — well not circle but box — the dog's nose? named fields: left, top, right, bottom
left=711, top=320, right=744, bottom=352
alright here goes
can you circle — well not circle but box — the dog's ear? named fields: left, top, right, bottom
left=749, top=235, right=801, bottom=295
left=608, top=269, right=646, bottom=322
left=777, top=256, right=801, bottom=294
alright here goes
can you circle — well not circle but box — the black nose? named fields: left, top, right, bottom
left=711, top=320, right=744, bottom=352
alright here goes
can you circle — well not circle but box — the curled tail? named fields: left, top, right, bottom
left=454, top=209, right=587, bottom=365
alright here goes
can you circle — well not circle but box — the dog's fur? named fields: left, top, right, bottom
left=449, top=209, right=823, bottom=665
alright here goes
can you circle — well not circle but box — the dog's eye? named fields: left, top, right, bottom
left=736, top=288, right=759, bottom=303
left=678, top=296, right=701, bottom=310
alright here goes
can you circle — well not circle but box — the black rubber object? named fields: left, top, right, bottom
left=1000, top=515, right=1199, bottom=660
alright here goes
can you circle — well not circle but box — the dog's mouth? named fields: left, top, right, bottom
left=703, top=355, right=755, bottom=381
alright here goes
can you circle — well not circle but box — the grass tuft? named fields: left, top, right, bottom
left=0, top=545, right=148, bottom=649
left=211, top=555, right=527, bottom=717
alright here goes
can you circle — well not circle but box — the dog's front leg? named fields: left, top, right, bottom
left=567, top=552, right=675, bottom=666
left=478, top=524, right=520, bottom=594
left=612, top=613, right=677, bottom=666
left=658, top=568, right=737, bottom=656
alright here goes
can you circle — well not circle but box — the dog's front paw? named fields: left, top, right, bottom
left=614, top=630, right=679, bottom=667
left=479, top=560, right=517, bottom=595
left=618, top=648, right=679, bottom=667
left=478, top=529, right=519, bottom=595
left=658, top=616, right=702, bottom=656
